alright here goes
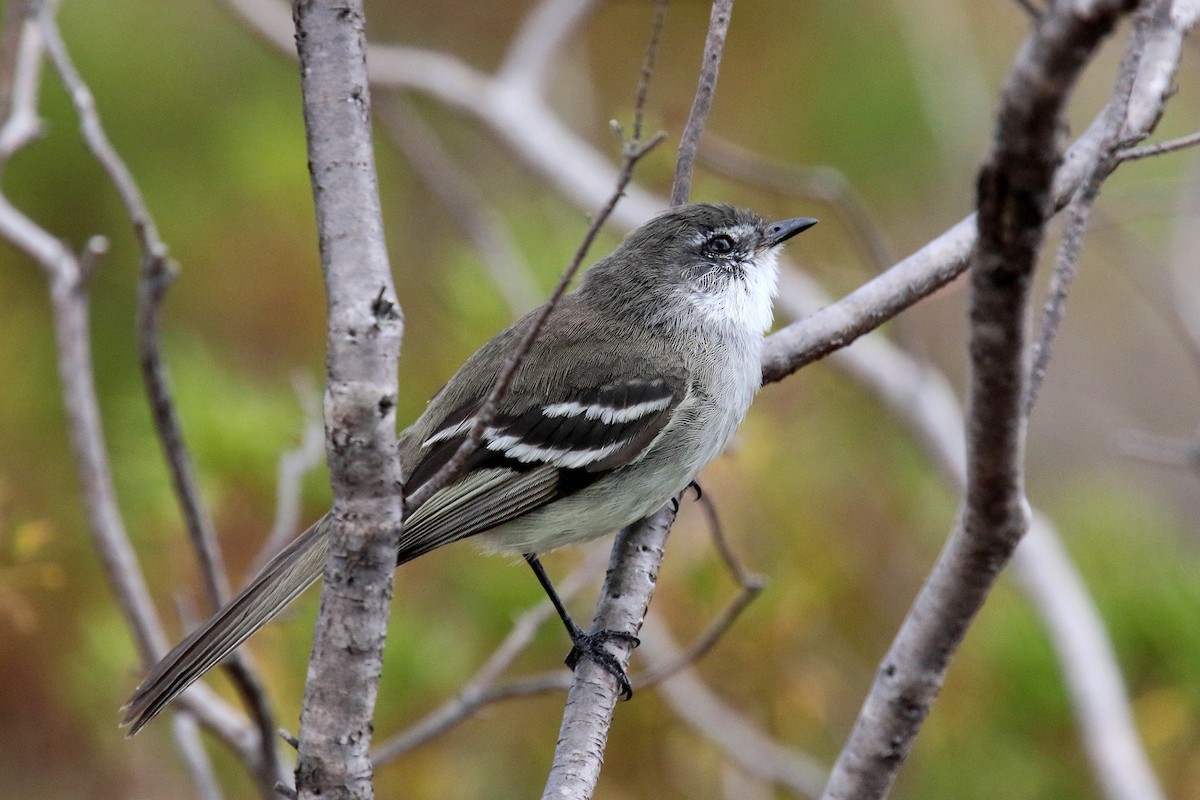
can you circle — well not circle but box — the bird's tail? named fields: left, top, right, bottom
left=121, top=514, right=333, bottom=736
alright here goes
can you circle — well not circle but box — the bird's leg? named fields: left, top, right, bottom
left=523, top=553, right=638, bottom=700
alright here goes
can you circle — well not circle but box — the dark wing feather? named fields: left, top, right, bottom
left=396, top=378, right=683, bottom=562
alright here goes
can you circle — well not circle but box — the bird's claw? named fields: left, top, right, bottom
left=565, top=629, right=640, bottom=700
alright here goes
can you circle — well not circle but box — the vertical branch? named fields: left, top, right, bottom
left=820, top=2, right=1137, bottom=799
left=291, top=1, right=403, bottom=798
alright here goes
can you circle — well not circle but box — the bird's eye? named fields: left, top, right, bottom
left=705, top=234, right=735, bottom=255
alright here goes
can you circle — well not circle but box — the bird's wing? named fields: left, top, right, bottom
left=397, top=374, right=686, bottom=561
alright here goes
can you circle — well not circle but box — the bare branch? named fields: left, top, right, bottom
left=0, top=0, right=31, bottom=122
left=1118, top=129, right=1200, bottom=160
left=39, top=8, right=284, bottom=791
left=761, top=0, right=1191, bottom=386
left=636, top=581, right=762, bottom=688
left=633, top=489, right=766, bottom=686
left=0, top=105, right=279, bottom=791
left=291, top=1, right=403, bottom=797
left=1027, top=4, right=1151, bottom=413
left=1026, top=187, right=1100, bottom=410
left=0, top=0, right=42, bottom=161
left=820, top=3, right=1139, bottom=798
left=214, top=3, right=1193, bottom=797
left=696, top=488, right=760, bottom=589
left=670, top=0, right=733, bottom=207
left=0, top=3, right=155, bottom=675
left=542, top=503, right=677, bottom=800
left=632, top=0, right=669, bottom=143
left=777, top=262, right=1167, bottom=800
left=41, top=0, right=235, bottom=615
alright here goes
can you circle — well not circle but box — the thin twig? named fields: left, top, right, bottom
left=695, top=489, right=761, bottom=588
left=670, top=0, right=733, bottom=207
left=635, top=490, right=765, bottom=686
left=402, top=130, right=665, bottom=514
left=1027, top=4, right=1148, bottom=413
left=632, top=0, right=668, bottom=143
left=39, top=9, right=283, bottom=792
left=0, top=0, right=41, bottom=162
left=0, top=0, right=31, bottom=132
left=1117, top=129, right=1200, bottom=161
left=43, top=0, right=234, bottom=605
left=1026, top=183, right=1099, bottom=411
left=636, top=582, right=762, bottom=687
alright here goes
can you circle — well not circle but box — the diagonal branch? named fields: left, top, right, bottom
left=670, top=0, right=733, bottom=207
left=541, top=503, right=678, bottom=800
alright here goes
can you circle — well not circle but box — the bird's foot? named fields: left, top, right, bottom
left=565, top=629, right=640, bottom=700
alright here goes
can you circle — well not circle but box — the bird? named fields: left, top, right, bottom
left=122, top=203, right=817, bottom=735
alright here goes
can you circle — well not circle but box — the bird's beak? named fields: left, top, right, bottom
left=764, top=217, right=818, bottom=248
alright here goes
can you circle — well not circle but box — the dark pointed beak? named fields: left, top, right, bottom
left=764, top=217, right=818, bottom=247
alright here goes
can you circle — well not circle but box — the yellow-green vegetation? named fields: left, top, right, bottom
left=2, top=0, right=1198, bottom=798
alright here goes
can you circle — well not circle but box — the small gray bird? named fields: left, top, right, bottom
left=122, top=203, right=816, bottom=734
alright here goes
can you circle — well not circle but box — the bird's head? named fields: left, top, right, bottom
left=580, top=204, right=817, bottom=334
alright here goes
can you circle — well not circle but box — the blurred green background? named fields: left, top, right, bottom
left=1, top=0, right=1199, bottom=797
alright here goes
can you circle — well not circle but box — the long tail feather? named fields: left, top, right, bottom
left=121, top=514, right=333, bottom=736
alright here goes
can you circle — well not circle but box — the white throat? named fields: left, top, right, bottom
left=686, top=248, right=780, bottom=335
